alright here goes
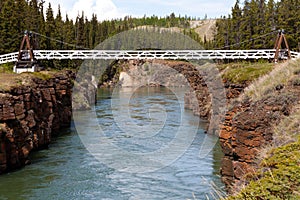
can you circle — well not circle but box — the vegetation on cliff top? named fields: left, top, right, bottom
left=242, top=60, right=300, bottom=101
left=0, top=70, right=68, bottom=92
left=226, top=114, right=300, bottom=200
left=219, top=61, right=274, bottom=84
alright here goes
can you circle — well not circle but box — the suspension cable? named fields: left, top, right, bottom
left=30, top=31, right=90, bottom=50
left=215, top=30, right=278, bottom=50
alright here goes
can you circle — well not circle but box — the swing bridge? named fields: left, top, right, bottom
left=0, top=31, right=299, bottom=73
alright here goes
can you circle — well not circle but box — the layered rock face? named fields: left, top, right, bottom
left=0, top=71, right=75, bottom=174
left=220, top=84, right=300, bottom=192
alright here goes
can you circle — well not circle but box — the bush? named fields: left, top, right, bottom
left=226, top=137, right=300, bottom=200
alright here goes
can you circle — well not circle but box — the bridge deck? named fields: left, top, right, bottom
left=0, top=50, right=299, bottom=64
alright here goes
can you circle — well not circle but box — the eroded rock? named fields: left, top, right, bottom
left=0, top=70, right=75, bottom=174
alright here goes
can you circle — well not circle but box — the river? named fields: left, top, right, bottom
left=0, top=87, right=225, bottom=200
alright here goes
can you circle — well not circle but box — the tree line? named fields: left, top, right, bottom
left=0, top=0, right=193, bottom=55
left=213, top=0, right=300, bottom=50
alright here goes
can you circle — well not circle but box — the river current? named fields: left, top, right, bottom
left=0, top=87, right=224, bottom=200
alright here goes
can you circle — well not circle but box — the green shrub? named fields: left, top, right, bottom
left=226, top=137, right=300, bottom=200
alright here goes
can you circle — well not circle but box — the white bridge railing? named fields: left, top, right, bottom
left=1, top=49, right=299, bottom=65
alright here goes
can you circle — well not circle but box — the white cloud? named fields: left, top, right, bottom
left=45, top=0, right=125, bottom=21
left=69, top=0, right=124, bottom=20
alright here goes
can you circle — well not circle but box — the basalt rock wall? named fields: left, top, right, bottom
left=220, top=83, right=300, bottom=193
left=0, top=71, right=75, bottom=174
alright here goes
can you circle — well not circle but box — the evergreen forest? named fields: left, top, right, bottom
left=214, top=0, right=300, bottom=50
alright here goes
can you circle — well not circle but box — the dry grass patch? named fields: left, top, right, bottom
left=0, top=71, right=56, bottom=91
left=242, top=60, right=300, bottom=101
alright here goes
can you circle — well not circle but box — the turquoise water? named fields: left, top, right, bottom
left=0, top=87, right=225, bottom=200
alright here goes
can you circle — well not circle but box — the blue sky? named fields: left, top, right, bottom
left=44, top=0, right=236, bottom=21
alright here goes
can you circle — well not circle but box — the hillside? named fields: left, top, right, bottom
left=190, top=19, right=216, bottom=41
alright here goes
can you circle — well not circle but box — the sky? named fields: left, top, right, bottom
left=44, top=0, right=236, bottom=21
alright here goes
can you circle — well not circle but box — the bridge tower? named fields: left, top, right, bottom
left=13, top=30, right=39, bottom=73
left=274, top=30, right=291, bottom=62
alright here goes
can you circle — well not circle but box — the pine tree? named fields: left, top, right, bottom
left=0, top=0, right=20, bottom=54
left=240, top=0, right=255, bottom=49
left=278, top=0, right=300, bottom=50
left=45, top=3, right=56, bottom=49
left=231, top=0, right=242, bottom=49
left=89, top=14, right=98, bottom=48
left=265, top=0, right=277, bottom=48
left=55, top=5, right=64, bottom=49
left=75, top=12, right=86, bottom=49
left=15, top=0, right=28, bottom=34
left=251, top=0, right=266, bottom=49
left=64, top=14, right=75, bottom=49
left=214, top=17, right=227, bottom=49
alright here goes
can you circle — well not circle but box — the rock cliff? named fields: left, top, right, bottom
left=0, top=71, right=75, bottom=174
left=220, top=61, right=300, bottom=193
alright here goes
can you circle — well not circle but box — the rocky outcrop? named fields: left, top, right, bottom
left=117, top=60, right=189, bottom=87
left=0, top=71, right=75, bottom=174
left=220, top=82, right=300, bottom=193
left=72, top=74, right=97, bottom=110
left=224, top=82, right=247, bottom=100
left=153, top=60, right=211, bottom=119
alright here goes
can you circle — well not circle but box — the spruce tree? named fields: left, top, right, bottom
left=0, top=0, right=20, bottom=54
left=45, top=3, right=56, bottom=50
left=265, top=0, right=277, bottom=48
left=231, top=0, right=242, bottom=49
left=89, top=14, right=98, bottom=48
left=55, top=5, right=64, bottom=49
left=36, top=0, right=47, bottom=50
left=75, top=12, right=86, bottom=49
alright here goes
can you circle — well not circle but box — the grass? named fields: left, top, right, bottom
left=31, top=71, right=53, bottom=80
left=0, top=63, right=14, bottom=73
left=272, top=105, right=300, bottom=146
left=0, top=73, right=23, bottom=91
left=220, top=61, right=274, bottom=84
left=0, top=70, right=59, bottom=92
left=242, top=60, right=300, bottom=101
